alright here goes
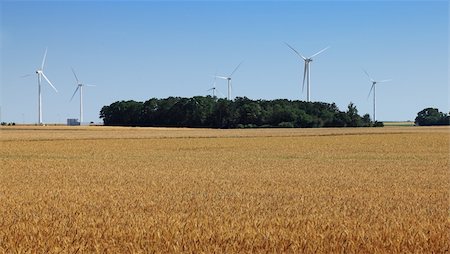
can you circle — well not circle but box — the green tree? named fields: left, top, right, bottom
left=100, top=96, right=373, bottom=128
left=100, top=100, right=143, bottom=126
left=346, top=102, right=362, bottom=127
left=415, top=108, right=449, bottom=126
left=361, top=114, right=372, bottom=127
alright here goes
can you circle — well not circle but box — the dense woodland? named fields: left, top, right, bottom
left=100, top=96, right=378, bottom=128
left=415, top=108, right=450, bottom=126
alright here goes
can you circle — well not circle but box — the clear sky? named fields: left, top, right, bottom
left=1, top=0, right=448, bottom=124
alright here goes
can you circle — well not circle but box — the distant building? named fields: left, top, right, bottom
left=67, top=118, right=80, bottom=126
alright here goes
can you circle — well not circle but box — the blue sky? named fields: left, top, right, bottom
left=1, top=1, right=448, bottom=124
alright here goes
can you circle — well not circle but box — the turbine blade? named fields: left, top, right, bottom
left=230, top=61, right=243, bottom=77
left=367, top=84, right=375, bottom=99
left=363, top=69, right=375, bottom=82
left=217, top=89, right=225, bottom=97
left=21, top=74, right=33, bottom=78
left=85, top=84, right=96, bottom=87
left=215, top=76, right=229, bottom=80
left=378, top=79, right=392, bottom=83
left=41, top=47, right=48, bottom=70
left=71, top=67, right=79, bottom=83
left=284, top=42, right=306, bottom=60
left=41, top=72, right=58, bottom=92
left=309, top=46, right=330, bottom=58
left=70, top=86, right=80, bottom=101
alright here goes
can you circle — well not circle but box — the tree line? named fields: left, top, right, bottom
left=415, top=108, right=450, bottom=126
left=100, top=96, right=379, bottom=128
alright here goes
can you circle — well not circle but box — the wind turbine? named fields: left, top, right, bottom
left=23, top=48, right=58, bottom=125
left=215, top=61, right=243, bottom=100
left=285, top=42, right=329, bottom=102
left=70, top=68, right=94, bottom=124
left=364, top=69, right=391, bottom=122
left=207, top=75, right=218, bottom=97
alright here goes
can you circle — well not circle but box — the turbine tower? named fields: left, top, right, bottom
left=26, top=48, right=58, bottom=125
left=215, top=61, right=243, bottom=100
left=364, top=69, right=391, bottom=122
left=285, top=42, right=329, bottom=102
left=70, top=68, right=94, bottom=124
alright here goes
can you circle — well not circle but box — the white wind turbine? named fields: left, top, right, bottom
left=23, top=48, right=58, bottom=125
left=215, top=61, right=243, bottom=100
left=207, top=75, right=218, bottom=97
left=70, top=68, right=95, bottom=124
left=364, top=69, right=391, bottom=122
left=207, top=75, right=225, bottom=98
left=285, top=42, right=329, bottom=102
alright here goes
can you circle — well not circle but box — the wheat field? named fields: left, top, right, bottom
left=0, top=126, right=449, bottom=253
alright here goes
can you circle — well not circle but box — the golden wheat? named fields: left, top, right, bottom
left=0, top=126, right=448, bottom=252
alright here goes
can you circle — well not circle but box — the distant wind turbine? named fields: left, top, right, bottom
left=285, top=42, right=329, bottom=102
left=363, top=69, right=391, bottom=122
left=70, top=68, right=95, bottom=124
left=207, top=75, right=218, bottom=97
left=22, top=48, right=58, bottom=125
left=215, top=61, right=243, bottom=100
